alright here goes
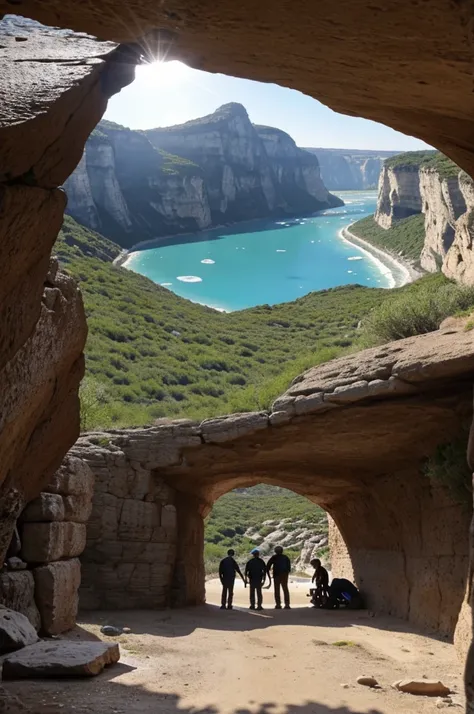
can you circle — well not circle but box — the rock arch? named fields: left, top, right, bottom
left=69, top=325, right=474, bottom=650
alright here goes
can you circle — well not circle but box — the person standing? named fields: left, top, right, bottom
left=310, top=557, right=329, bottom=607
left=267, top=545, right=291, bottom=609
left=244, top=548, right=267, bottom=610
left=219, top=549, right=244, bottom=610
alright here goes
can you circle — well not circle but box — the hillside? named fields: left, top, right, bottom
left=64, top=104, right=341, bottom=249
left=349, top=214, right=426, bottom=264
left=56, top=217, right=472, bottom=430
left=205, top=485, right=328, bottom=575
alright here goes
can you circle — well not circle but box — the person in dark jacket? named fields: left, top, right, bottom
left=219, top=549, right=244, bottom=610
left=310, top=558, right=329, bottom=607
left=266, top=545, right=291, bottom=609
left=244, top=549, right=267, bottom=610
left=327, top=578, right=363, bottom=610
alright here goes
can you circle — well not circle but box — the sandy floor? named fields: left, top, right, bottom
left=5, top=578, right=465, bottom=714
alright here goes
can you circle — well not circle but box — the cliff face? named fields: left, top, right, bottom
left=374, top=165, right=422, bottom=228
left=305, top=148, right=398, bottom=190
left=64, top=123, right=212, bottom=247
left=145, top=103, right=342, bottom=226
left=65, top=104, right=341, bottom=248
left=373, top=152, right=474, bottom=281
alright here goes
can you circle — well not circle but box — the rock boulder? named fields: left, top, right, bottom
left=0, top=608, right=38, bottom=654
left=2, top=641, right=120, bottom=679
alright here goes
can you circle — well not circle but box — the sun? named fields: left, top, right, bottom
left=137, top=60, right=193, bottom=88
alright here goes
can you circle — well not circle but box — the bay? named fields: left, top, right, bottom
left=124, top=190, right=385, bottom=311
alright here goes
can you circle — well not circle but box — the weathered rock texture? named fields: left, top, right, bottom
left=67, top=324, right=474, bottom=653
left=2, top=641, right=120, bottom=679
left=0, top=457, right=94, bottom=635
left=0, top=20, right=135, bottom=577
left=307, top=148, right=398, bottom=190
left=65, top=105, right=341, bottom=248
left=373, top=156, right=474, bottom=281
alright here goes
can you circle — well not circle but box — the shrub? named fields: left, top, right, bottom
left=361, top=280, right=474, bottom=345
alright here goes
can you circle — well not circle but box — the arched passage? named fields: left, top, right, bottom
left=74, top=325, right=474, bottom=647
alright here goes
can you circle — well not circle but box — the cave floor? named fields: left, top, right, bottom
left=6, top=579, right=465, bottom=713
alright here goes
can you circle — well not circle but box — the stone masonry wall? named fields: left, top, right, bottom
left=0, top=456, right=94, bottom=634
left=75, top=438, right=178, bottom=610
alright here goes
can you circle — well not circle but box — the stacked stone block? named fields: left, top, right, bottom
left=0, top=457, right=94, bottom=635
left=73, top=437, right=179, bottom=610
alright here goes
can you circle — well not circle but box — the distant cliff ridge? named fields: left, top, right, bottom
left=65, top=103, right=342, bottom=249
left=305, top=148, right=399, bottom=190
left=373, top=150, right=474, bottom=282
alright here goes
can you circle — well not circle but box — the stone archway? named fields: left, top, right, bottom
left=69, top=326, right=474, bottom=650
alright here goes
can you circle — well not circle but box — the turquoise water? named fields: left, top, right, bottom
left=125, top=190, right=385, bottom=311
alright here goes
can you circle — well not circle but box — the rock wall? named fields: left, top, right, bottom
left=0, top=22, right=135, bottom=573
left=64, top=123, right=212, bottom=248
left=73, top=437, right=179, bottom=610
left=306, top=149, right=398, bottom=190
left=145, top=105, right=341, bottom=228
left=374, top=164, right=423, bottom=228
left=65, top=104, right=343, bottom=249
left=373, top=157, right=474, bottom=281
left=0, top=457, right=94, bottom=635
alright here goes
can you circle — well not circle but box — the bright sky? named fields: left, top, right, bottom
left=105, top=61, right=431, bottom=151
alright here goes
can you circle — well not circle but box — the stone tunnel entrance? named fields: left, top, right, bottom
left=66, top=327, right=474, bottom=654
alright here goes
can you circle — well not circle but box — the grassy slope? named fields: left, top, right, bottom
left=349, top=214, right=426, bottom=264
left=205, top=485, right=327, bottom=573
left=56, top=217, right=455, bottom=429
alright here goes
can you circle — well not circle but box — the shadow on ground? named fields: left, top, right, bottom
left=78, top=603, right=451, bottom=644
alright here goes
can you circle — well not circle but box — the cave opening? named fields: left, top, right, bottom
left=3, top=3, right=474, bottom=707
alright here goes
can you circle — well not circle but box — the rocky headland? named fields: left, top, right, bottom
left=64, top=103, right=342, bottom=249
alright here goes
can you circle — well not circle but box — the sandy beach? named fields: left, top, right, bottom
left=341, top=225, right=422, bottom=288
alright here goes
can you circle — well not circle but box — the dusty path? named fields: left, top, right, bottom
left=6, top=578, right=464, bottom=714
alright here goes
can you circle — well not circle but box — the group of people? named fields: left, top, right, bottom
left=219, top=546, right=291, bottom=610
left=219, top=546, right=362, bottom=611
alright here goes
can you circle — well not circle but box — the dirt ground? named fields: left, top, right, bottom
left=4, top=578, right=465, bottom=714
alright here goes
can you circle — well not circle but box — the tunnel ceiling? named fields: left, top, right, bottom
left=4, top=0, right=474, bottom=175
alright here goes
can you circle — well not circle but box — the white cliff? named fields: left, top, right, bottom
left=372, top=151, right=474, bottom=283
left=65, top=104, right=341, bottom=250
left=374, top=164, right=422, bottom=229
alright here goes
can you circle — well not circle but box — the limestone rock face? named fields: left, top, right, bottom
left=375, top=165, right=422, bottom=228
left=0, top=20, right=135, bottom=565
left=65, top=104, right=341, bottom=248
left=443, top=173, right=474, bottom=284
left=34, top=559, right=81, bottom=635
left=419, top=170, right=466, bottom=272
left=64, top=121, right=212, bottom=247
left=373, top=157, right=474, bottom=282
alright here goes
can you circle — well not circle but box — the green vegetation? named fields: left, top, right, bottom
left=56, top=218, right=474, bottom=429
left=204, top=485, right=327, bottom=574
left=360, top=275, right=474, bottom=345
left=423, top=438, right=472, bottom=505
left=349, top=214, right=425, bottom=263
left=385, top=150, right=460, bottom=179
